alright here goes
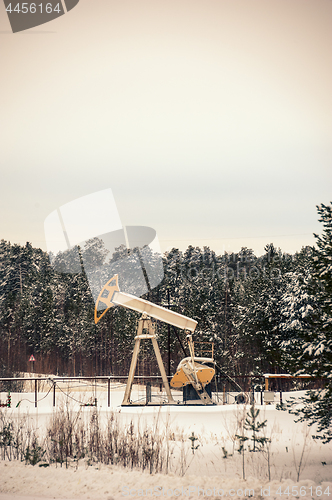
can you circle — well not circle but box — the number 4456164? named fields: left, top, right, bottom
left=276, top=485, right=330, bottom=497
left=6, top=3, right=61, bottom=14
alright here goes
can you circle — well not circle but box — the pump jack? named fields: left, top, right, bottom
left=95, top=275, right=215, bottom=405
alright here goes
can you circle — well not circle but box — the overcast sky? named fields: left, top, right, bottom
left=1, top=0, right=331, bottom=257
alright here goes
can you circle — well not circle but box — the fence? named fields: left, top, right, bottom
left=1, top=373, right=321, bottom=408
left=0, top=375, right=169, bottom=408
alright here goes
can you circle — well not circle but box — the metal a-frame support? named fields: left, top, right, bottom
left=122, top=313, right=175, bottom=405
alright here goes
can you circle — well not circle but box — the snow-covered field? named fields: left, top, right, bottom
left=0, top=383, right=331, bottom=500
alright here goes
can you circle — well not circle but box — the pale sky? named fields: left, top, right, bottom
left=1, top=0, right=331, bottom=257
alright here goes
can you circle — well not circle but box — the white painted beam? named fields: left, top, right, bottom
left=112, top=291, right=197, bottom=332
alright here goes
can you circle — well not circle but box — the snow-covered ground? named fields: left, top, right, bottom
left=0, top=384, right=331, bottom=500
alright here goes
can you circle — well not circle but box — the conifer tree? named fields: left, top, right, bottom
left=284, top=203, right=332, bottom=443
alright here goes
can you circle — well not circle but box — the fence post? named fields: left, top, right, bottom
left=146, top=382, right=151, bottom=404
left=53, top=382, right=56, bottom=407
left=35, top=379, right=38, bottom=408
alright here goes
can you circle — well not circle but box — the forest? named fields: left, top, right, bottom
left=1, top=202, right=331, bottom=440
left=0, top=203, right=331, bottom=387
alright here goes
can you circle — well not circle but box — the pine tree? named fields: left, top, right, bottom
left=284, top=203, right=332, bottom=443
left=234, top=244, right=289, bottom=374
left=279, top=247, right=316, bottom=367
left=243, top=405, right=270, bottom=452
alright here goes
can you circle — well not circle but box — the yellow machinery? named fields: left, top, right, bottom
left=171, top=335, right=215, bottom=404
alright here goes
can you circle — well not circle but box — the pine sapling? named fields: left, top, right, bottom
left=244, top=405, right=270, bottom=452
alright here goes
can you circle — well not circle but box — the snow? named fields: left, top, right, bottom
left=0, top=385, right=331, bottom=500
left=1, top=460, right=331, bottom=500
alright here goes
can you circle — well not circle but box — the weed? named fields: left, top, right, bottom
left=24, top=437, right=46, bottom=466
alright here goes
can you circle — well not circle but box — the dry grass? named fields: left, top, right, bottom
left=0, top=406, right=186, bottom=474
